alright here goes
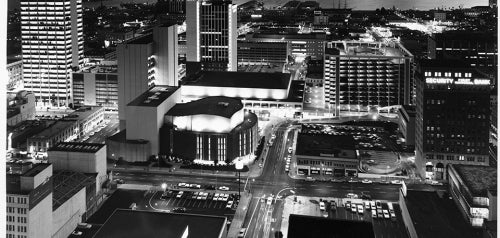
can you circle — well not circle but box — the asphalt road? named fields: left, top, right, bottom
left=83, top=113, right=119, bottom=144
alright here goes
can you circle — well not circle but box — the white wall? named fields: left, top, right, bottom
left=28, top=194, right=53, bottom=238
left=182, top=85, right=288, bottom=100
left=52, top=188, right=86, bottom=238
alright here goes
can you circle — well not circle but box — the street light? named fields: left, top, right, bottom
left=161, top=183, right=167, bottom=192
left=235, top=160, right=244, bottom=198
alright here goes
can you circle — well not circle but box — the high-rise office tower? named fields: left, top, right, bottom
left=117, top=24, right=178, bottom=129
left=20, top=0, right=84, bottom=107
left=186, top=0, right=237, bottom=72
left=415, top=60, right=490, bottom=180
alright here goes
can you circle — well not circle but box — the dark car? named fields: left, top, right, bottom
left=207, top=193, right=214, bottom=200
left=172, top=207, right=186, bottom=213
left=360, top=194, right=372, bottom=200
left=205, top=185, right=216, bottom=190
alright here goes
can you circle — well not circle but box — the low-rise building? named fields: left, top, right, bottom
left=237, top=41, right=289, bottom=66
left=7, top=91, right=36, bottom=126
left=47, top=142, right=107, bottom=195
left=72, top=61, right=118, bottom=111
left=448, top=164, right=497, bottom=227
left=7, top=59, right=23, bottom=90
left=295, top=133, right=358, bottom=177
left=399, top=189, right=483, bottom=238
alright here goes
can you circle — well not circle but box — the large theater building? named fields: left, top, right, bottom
left=161, top=96, right=258, bottom=164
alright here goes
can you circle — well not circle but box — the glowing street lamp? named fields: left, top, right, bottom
left=235, top=160, right=244, bottom=198
left=161, top=183, right=167, bottom=192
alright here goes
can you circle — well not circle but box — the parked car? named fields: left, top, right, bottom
left=390, top=210, right=396, bottom=219
left=357, top=205, right=364, bottom=214
left=376, top=200, right=382, bottom=210
left=346, top=193, right=358, bottom=199
left=364, top=201, right=370, bottom=209
left=222, top=194, right=230, bottom=202
left=77, top=223, right=92, bottom=229
left=214, top=193, right=220, bottom=201
left=383, top=210, right=390, bottom=219
left=267, top=196, right=273, bottom=205
left=176, top=191, right=184, bottom=198
left=330, top=201, right=337, bottom=210
left=319, top=202, right=326, bottom=211
left=177, top=182, right=187, bottom=188
left=391, top=180, right=402, bottom=185
left=190, top=184, right=201, bottom=189
left=226, top=200, right=234, bottom=209
left=351, top=203, right=357, bottom=212
left=237, top=228, right=247, bottom=238
left=360, top=194, right=372, bottom=200
left=361, top=179, right=373, bottom=184
left=305, top=177, right=316, bottom=182
left=377, top=209, right=384, bottom=218
left=71, top=231, right=82, bottom=236
left=371, top=210, right=377, bottom=218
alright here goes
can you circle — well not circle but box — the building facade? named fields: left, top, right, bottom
left=72, top=61, right=118, bottom=110
left=117, top=24, right=178, bottom=129
left=415, top=60, right=491, bottom=180
left=186, top=0, right=237, bottom=72
left=448, top=164, right=497, bottom=227
left=7, top=59, right=23, bottom=90
left=295, top=133, right=359, bottom=177
left=6, top=164, right=53, bottom=238
left=324, top=41, right=414, bottom=116
left=7, top=91, right=36, bottom=126
left=398, top=105, right=416, bottom=146
left=20, top=0, right=84, bottom=107
left=237, top=41, right=289, bottom=66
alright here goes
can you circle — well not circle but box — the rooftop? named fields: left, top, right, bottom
left=287, top=214, right=375, bottom=238
left=93, top=209, right=226, bottom=238
left=48, top=142, right=105, bottom=153
left=53, top=170, right=96, bottom=210
left=404, top=190, right=482, bottom=238
left=453, top=164, right=497, bottom=197
left=167, top=97, right=243, bottom=119
left=295, top=133, right=357, bottom=157
left=7, top=163, right=51, bottom=194
left=125, top=33, right=153, bottom=44
left=29, top=120, right=76, bottom=140
left=107, top=130, right=150, bottom=144
left=418, top=59, right=471, bottom=69
left=183, top=71, right=291, bottom=90
left=77, top=64, right=117, bottom=74
left=65, top=106, right=103, bottom=121
left=127, top=86, right=180, bottom=107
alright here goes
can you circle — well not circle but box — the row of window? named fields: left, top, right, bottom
left=424, top=72, right=472, bottom=77
left=7, top=234, right=27, bottom=238
left=427, top=154, right=487, bottom=162
left=7, top=207, right=27, bottom=214
left=6, top=225, right=26, bottom=232
left=7, top=197, right=27, bottom=204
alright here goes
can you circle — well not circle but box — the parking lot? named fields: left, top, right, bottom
left=324, top=199, right=408, bottom=238
left=147, top=189, right=239, bottom=219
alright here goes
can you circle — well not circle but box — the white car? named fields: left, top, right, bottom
left=218, top=186, right=230, bottom=191
left=226, top=200, right=234, bottom=209
left=213, top=193, right=220, bottom=201
left=222, top=194, right=229, bottom=202
left=237, top=228, right=246, bottom=238
left=361, top=179, right=373, bottom=184
left=390, top=210, right=396, bottom=219
left=77, top=223, right=92, bottom=229
left=346, top=193, right=358, bottom=199
left=364, top=201, right=370, bottom=209
left=288, top=147, right=293, bottom=153
left=383, top=210, right=390, bottom=219
left=319, top=202, right=326, bottom=211
left=176, top=191, right=183, bottom=198
left=391, top=180, right=403, bottom=184
left=71, top=231, right=82, bottom=236
left=371, top=210, right=377, bottom=218
left=178, top=183, right=187, bottom=188
left=267, top=196, right=273, bottom=205
left=351, top=204, right=357, bottom=212
left=370, top=201, right=376, bottom=210
left=357, top=205, right=364, bottom=214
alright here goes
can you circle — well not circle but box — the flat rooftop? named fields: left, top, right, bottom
left=7, top=163, right=51, bottom=195
left=125, top=33, right=153, bottom=44
left=295, top=133, right=357, bottom=157
left=78, top=64, right=117, bottom=74
left=167, top=96, right=243, bottom=118
left=418, top=59, right=472, bottom=69
left=93, top=209, right=226, bottom=238
left=53, top=170, right=96, bottom=210
left=127, top=86, right=180, bottom=107
left=453, top=164, right=497, bottom=197
left=287, top=214, right=375, bottom=238
left=48, top=142, right=105, bottom=153
left=69, top=106, right=102, bottom=119
left=30, top=120, right=76, bottom=140
left=184, top=71, right=291, bottom=90
left=404, top=190, right=482, bottom=238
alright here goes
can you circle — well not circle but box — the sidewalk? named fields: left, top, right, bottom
left=110, top=164, right=249, bottom=178
left=227, top=192, right=252, bottom=238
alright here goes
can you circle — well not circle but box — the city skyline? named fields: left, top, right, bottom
left=1, top=0, right=498, bottom=237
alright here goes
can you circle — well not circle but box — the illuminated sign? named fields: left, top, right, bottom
left=426, top=77, right=453, bottom=84
left=426, top=77, right=490, bottom=85
left=251, top=14, right=262, bottom=18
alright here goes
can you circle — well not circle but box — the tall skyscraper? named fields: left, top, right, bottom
left=117, top=24, right=178, bottom=129
left=186, top=0, right=237, bottom=72
left=415, top=60, right=490, bottom=180
left=20, top=0, right=84, bottom=107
